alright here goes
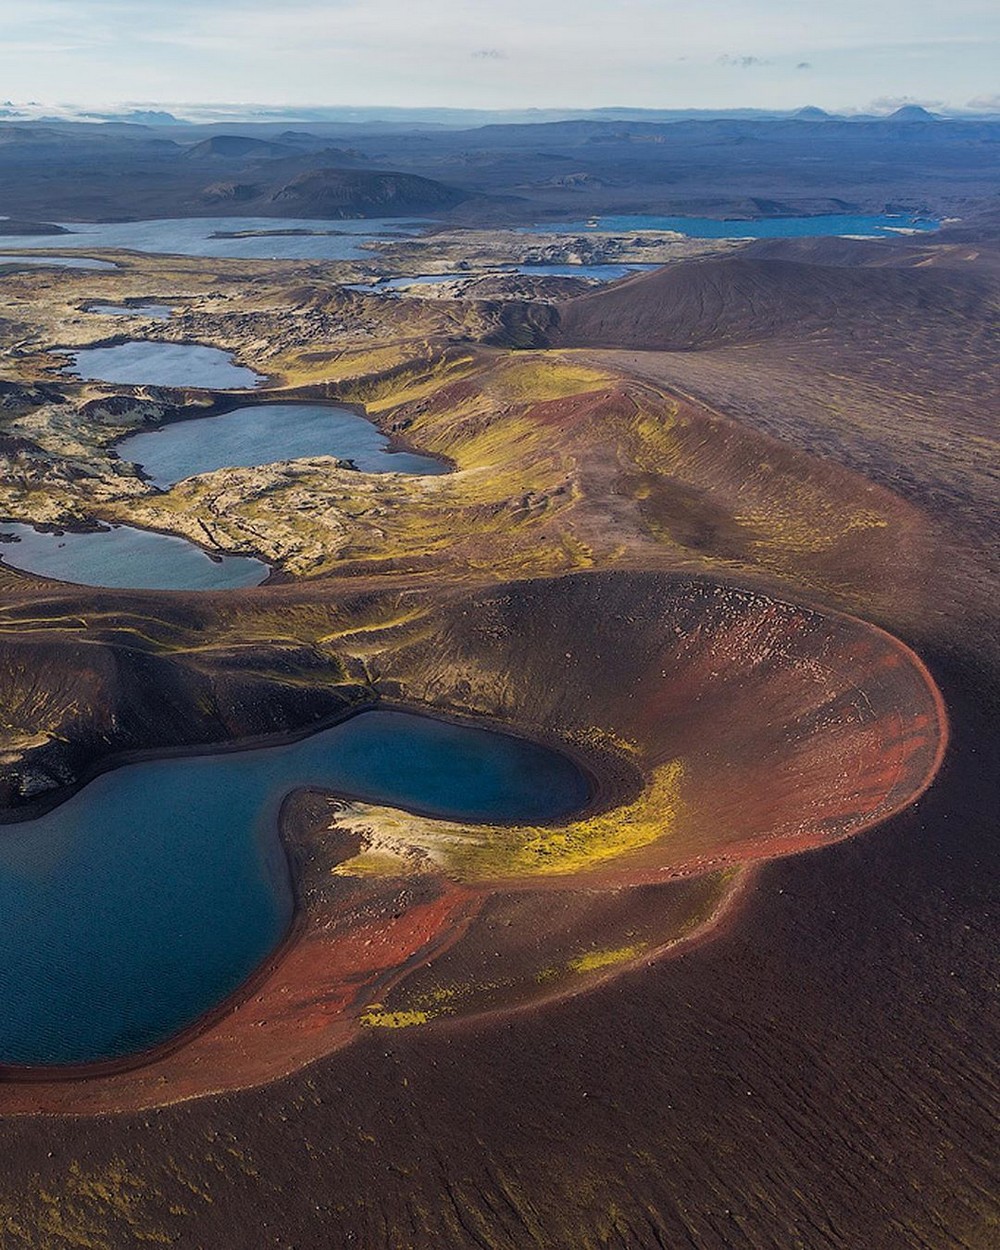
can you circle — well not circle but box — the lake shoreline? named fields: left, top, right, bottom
left=0, top=701, right=619, bottom=1084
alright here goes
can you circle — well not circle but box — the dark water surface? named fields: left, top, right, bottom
left=0, top=522, right=268, bottom=590
left=65, top=340, right=263, bottom=388
left=117, top=402, right=449, bottom=484
left=0, top=709, right=588, bottom=1065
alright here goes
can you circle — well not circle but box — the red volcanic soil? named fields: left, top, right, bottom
left=0, top=573, right=946, bottom=1116
left=388, top=575, right=948, bottom=880
left=0, top=859, right=478, bottom=1117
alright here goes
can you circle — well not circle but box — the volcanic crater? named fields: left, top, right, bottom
left=0, top=570, right=945, bottom=1115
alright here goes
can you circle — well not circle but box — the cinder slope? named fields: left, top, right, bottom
left=549, top=252, right=996, bottom=350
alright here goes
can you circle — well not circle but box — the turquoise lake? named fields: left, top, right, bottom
left=0, top=709, right=589, bottom=1066
left=117, top=402, right=449, bottom=484
left=526, top=213, right=940, bottom=239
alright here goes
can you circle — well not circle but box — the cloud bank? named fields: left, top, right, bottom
left=0, top=0, right=995, bottom=111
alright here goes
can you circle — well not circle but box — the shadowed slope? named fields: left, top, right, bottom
left=549, top=253, right=996, bottom=350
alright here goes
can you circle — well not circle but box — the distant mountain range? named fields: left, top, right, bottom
left=1, top=101, right=998, bottom=129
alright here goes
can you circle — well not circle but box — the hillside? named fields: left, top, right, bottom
left=182, top=134, right=298, bottom=161
left=549, top=251, right=996, bottom=350
left=268, top=168, right=471, bottom=216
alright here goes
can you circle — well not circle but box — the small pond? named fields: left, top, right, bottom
left=513, top=263, right=660, bottom=280
left=64, top=340, right=263, bottom=388
left=87, top=302, right=174, bottom=320
left=117, top=402, right=449, bottom=483
left=0, top=521, right=268, bottom=590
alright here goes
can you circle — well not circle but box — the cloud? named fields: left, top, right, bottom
left=966, top=92, right=1000, bottom=110
left=866, top=94, right=944, bottom=112
left=0, top=1, right=997, bottom=113
left=717, top=54, right=772, bottom=68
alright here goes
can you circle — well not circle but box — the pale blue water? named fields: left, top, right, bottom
left=345, top=273, right=467, bottom=294
left=65, top=341, right=263, bottom=388
left=0, top=522, right=268, bottom=590
left=0, top=217, right=427, bottom=261
left=513, top=263, right=660, bottom=280
left=0, top=255, right=117, bottom=270
left=87, top=302, right=174, bottom=320
left=117, top=402, right=448, bottom=484
left=347, top=265, right=660, bottom=294
left=0, top=708, right=588, bottom=1065
left=525, top=213, right=940, bottom=239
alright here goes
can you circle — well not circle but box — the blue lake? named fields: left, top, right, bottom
left=345, top=273, right=467, bottom=294
left=0, top=217, right=426, bottom=261
left=526, top=213, right=940, bottom=239
left=0, top=522, right=268, bottom=590
left=65, top=341, right=263, bottom=388
left=0, top=255, right=117, bottom=271
left=347, top=264, right=660, bottom=294
left=117, top=401, right=449, bottom=484
left=87, top=302, right=174, bottom=320
left=0, top=709, right=588, bottom=1065
left=514, top=263, right=660, bottom=280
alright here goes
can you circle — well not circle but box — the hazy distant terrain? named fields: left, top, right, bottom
left=0, top=111, right=997, bottom=222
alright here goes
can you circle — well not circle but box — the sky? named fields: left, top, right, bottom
left=0, top=0, right=997, bottom=116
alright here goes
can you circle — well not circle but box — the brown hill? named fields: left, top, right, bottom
left=548, top=252, right=996, bottom=350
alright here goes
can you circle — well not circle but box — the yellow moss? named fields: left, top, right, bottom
left=272, top=343, right=414, bottom=386
left=363, top=356, right=478, bottom=413
left=568, top=943, right=646, bottom=974
left=392, top=984, right=462, bottom=1014
left=737, top=502, right=890, bottom=556
left=488, top=356, right=613, bottom=402
left=331, top=850, right=412, bottom=878
left=628, top=402, right=683, bottom=472
left=565, top=726, right=641, bottom=757
left=359, top=1007, right=432, bottom=1028
left=468, top=759, right=684, bottom=878
left=0, top=1160, right=177, bottom=1248
left=335, top=759, right=686, bottom=884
